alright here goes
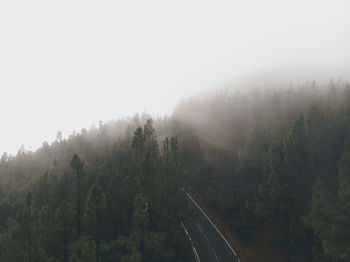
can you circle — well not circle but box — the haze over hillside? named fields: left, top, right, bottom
left=1, top=77, right=349, bottom=261
left=1, top=65, right=349, bottom=157
left=1, top=0, right=349, bottom=155
left=1, top=1, right=350, bottom=261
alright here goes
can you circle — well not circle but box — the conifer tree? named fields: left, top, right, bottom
left=70, top=153, right=84, bottom=240
left=85, top=183, right=105, bottom=262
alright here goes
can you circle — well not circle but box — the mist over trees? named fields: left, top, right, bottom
left=173, top=80, right=350, bottom=261
left=0, top=118, right=191, bottom=261
left=0, top=79, right=350, bottom=261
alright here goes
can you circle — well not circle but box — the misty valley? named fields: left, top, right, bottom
left=0, top=81, right=350, bottom=262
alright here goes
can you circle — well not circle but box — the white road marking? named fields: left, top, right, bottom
left=212, top=249, right=220, bottom=262
left=196, top=223, right=203, bottom=232
left=182, top=222, right=201, bottom=262
left=203, top=233, right=212, bottom=245
left=197, top=222, right=219, bottom=261
left=197, top=223, right=212, bottom=245
left=186, top=192, right=240, bottom=261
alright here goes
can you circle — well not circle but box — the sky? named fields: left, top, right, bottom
left=0, top=0, right=349, bottom=155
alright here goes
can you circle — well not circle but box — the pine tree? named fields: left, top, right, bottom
left=56, top=173, right=75, bottom=262
left=85, top=183, right=105, bottom=262
left=283, top=115, right=313, bottom=261
left=132, top=127, right=144, bottom=160
left=26, top=192, right=33, bottom=262
left=70, top=153, right=84, bottom=240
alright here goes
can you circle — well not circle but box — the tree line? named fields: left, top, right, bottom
left=0, top=120, right=192, bottom=262
left=1, top=79, right=350, bottom=261
left=173, top=80, right=350, bottom=261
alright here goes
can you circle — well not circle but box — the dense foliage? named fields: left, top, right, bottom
left=1, top=79, right=350, bottom=262
left=0, top=119, right=192, bottom=262
left=173, top=80, right=350, bottom=261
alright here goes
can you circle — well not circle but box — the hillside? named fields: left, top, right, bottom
left=1, top=80, right=350, bottom=261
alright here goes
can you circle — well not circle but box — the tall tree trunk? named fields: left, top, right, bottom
left=71, top=153, right=84, bottom=258
left=165, top=139, right=169, bottom=190
left=28, top=206, right=32, bottom=262
left=64, top=202, right=68, bottom=262
left=96, top=210, right=100, bottom=262
left=77, top=170, right=81, bottom=239
left=286, top=211, right=292, bottom=262
left=77, top=170, right=82, bottom=259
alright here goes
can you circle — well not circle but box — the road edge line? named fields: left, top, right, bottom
left=182, top=222, right=201, bottom=262
left=186, top=192, right=241, bottom=262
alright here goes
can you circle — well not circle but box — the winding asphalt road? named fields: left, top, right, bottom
left=185, top=192, right=240, bottom=262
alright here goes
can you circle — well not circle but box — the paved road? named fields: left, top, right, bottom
left=185, top=192, right=240, bottom=262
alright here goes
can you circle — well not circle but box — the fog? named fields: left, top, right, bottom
left=0, top=0, right=349, bottom=155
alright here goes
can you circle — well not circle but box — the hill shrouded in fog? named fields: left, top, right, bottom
left=2, top=0, right=350, bottom=156
left=1, top=76, right=350, bottom=261
left=1, top=0, right=350, bottom=261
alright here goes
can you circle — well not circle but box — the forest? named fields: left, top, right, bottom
left=1, top=79, right=350, bottom=262
left=0, top=119, right=192, bottom=262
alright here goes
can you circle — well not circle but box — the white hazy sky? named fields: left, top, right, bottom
left=0, top=0, right=349, bottom=155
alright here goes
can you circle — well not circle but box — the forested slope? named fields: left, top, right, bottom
left=173, top=80, right=350, bottom=261
left=0, top=119, right=192, bottom=262
left=1, top=80, right=350, bottom=261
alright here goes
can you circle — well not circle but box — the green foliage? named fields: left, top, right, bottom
left=1, top=81, right=350, bottom=261
left=307, top=127, right=350, bottom=261
left=0, top=118, right=192, bottom=261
